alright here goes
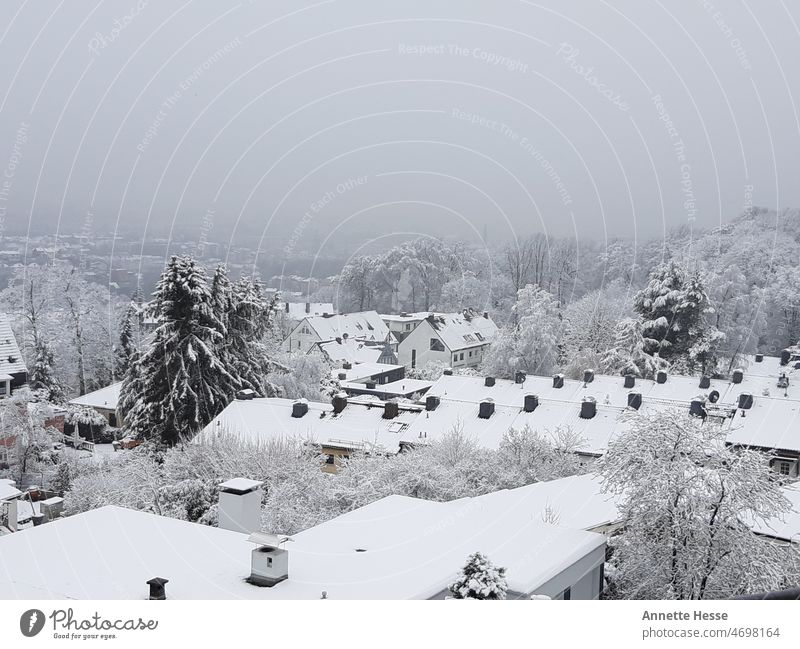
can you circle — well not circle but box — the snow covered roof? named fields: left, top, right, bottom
left=68, top=382, right=122, bottom=410
left=0, top=479, right=22, bottom=501
left=414, top=311, right=498, bottom=351
left=315, top=338, right=384, bottom=365
left=282, top=302, right=335, bottom=321
left=0, top=482, right=606, bottom=599
left=724, top=398, right=800, bottom=453
left=301, top=311, right=390, bottom=344
left=331, top=362, right=403, bottom=382
left=0, top=313, right=27, bottom=378
left=747, top=484, right=800, bottom=542
left=341, top=378, right=434, bottom=398
left=380, top=312, right=428, bottom=323
left=197, top=396, right=423, bottom=453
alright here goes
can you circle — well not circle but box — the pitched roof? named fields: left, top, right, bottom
left=0, top=313, right=27, bottom=378
left=197, top=396, right=422, bottom=453
left=0, top=477, right=607, bottom=599
left=282, top=302, right=335, bottom=320
left=747, top=484, right=800, bottom=542
left=415, top=311, right=498, bottom=351
left=303, top=311, right=390, bottom=343
left=68, top=382, right=122, bottom=410
left=314, top=338, right=384, bottom=365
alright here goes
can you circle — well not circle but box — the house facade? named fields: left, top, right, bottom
left=396, top=311, right=498, bottom=370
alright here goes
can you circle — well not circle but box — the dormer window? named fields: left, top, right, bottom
left=7, top=356, right=16, bottom=364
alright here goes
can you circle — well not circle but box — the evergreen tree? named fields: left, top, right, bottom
left=115, top=302, right=138, bottom=379
left=633, top=261, right=723, bottom=372
left=449, top=552, right=508, bottom=600
left=119, top=256, right=236, bottom=445
left=29, top=339, right=65, bottom=403
left=601, top=317, right=667, bottom=379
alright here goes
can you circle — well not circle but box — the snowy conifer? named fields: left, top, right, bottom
left=449, top=552, right=508, bottom=600
left=601, top=317, right=667, bottom=379
left=114, top=302, right=137, bottom=379
left=29, top=339, right=65, bottom=403
left=119, top=256, right=237, bottom=445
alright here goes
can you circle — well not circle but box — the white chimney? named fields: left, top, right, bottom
left=247, top=532, right=292, bottom=587
left=217, top=478, right=263, bottom=534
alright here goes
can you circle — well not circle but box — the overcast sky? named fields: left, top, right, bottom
left=0, top=0, right=798, bottom=253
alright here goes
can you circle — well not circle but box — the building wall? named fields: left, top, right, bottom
left=530, top=544, right=606, bottom=600
left=282, top=320, right=321, bottom=354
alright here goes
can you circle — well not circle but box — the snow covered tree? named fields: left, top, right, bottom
left=338, top=255, right=377, bottom=311
left=481, top=284, right=560, bottom=378
left=119, top=256, right=237, bottom=445
left=0, top=388, right=57, bottom=484
left=266, top=351, right=336, bottom=401
left=448, top=552, right=508, bottom=600
left=29, top=339, right=65, bottom=403
left=633, top=261, right=724, bottom=374
left=600, top=317, right=667, bottom=379
left=50, top=460, right=71, bottom=494
left=598, top=409, right=800, bottom=599
left=114, top=302, right=138, bottom=379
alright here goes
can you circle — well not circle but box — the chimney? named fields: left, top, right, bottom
left=624, top=374, right=635, bottom=388
left=738, top=392, right=754, bottom=410
left=524, top=394, right=539, bottom=412
left=332, top=393, right=347, bottom=414
left=580, top=397, right=596, bottom=419
left=337, top=372, right=347, bottom=380
left=146, top=577, right=169, bottom=600
left=553, top=374, right=564, bottom=389
left=699, top=376, right=711, bottom=389
left=284, top=302, right=290, bottom=313
left=236, top=389, right=256, bottom=401
left=443, top=368, right=453, bottom=376
left=627, top=392, right=642, bottom=410
left=426, top=395, right=440, bottom=411
left=305, top=302, right=310, bottom=314
left=217, top=478, right=264, bottom=534
left=478, top=398, right=495, bottom=419
left=247, top=532, right=291, bottom=587
left=383, top=400, right=399, bottom=419
left=755, top=354, right=764, bottom=363
left=780, top=349, right=791, bottom=366
left=689, top=399, right=707, bottom=419
left=291, top=399, right=308, bottom=418
left=365, top=381, right=377, bottom=390
left=514, top=371, right=526, bottom=384
left=732, top=369, right=744, bottom=384
left=484, top=376, right=495, bottom=387
left=656, top=370, right=667, bottom=384
left=583, top=369, right=595, bottom=384
left=342, top=362, right=352, bottom=370
left=483, top=311, right=489, bottom=319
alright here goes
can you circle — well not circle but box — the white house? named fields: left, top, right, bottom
left=0, top=475, right=611, bottom=599
left=0, top=313, right=28, bottom=398
left=311, top=336, right=397, bottom=365
left=396, top=311, right=498, bottom=370
left=283, top=311, right=392, bottom=354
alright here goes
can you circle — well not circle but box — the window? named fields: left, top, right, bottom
left=468, top=350, right=473, bottom=357
left=475, top=332, right=485, bottom=341
left=0, top=382, right=6, bottom=396
left=453, top=354, right=458, bottom=363
left=109, top=413, right=118, bottom=428
left=267, top=557, right=273, bottom=567
left=405, top=323, right=412, bottom=331
left=561, top=586, right=571, bottom=601
left=325, top=454, right=335, bottom=465
left=0, top=445, right=8, bottom=464
left=429, top=338, right=445, bottom=352
left=775, top=460, right=793, bottom=476
left=459, top=353, right=464, bottom=361
left=463, top=334, right=475, bottom=343
left=411, top=349, right=416, bottom=368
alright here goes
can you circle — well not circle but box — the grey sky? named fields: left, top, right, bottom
left=0, top=0, right=798, bottom=253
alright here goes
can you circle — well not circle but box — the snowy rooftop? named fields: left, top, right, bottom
left=0, top=313, right=27, bottom=378
left=747, top=484, right=800, bottom=542
left=68, top=382, right=122, bottom=410
left=331, top=362, right=403, bottom=382
left=417, top=311, right=498, bottom=351
left=315, top=338, right=385, bottom=365
left=282, top=302, right=335, bottom=320
left=0, top=477, right=607, bottom=599
left=197, top=396, right=423, bottom=453
left=0, top=479, right=22, bottom=501
left=341, top=377, right=434, bottom=398
left=301, top=311, right=390, bottom=343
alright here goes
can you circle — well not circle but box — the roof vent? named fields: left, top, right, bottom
left=627, top=392, right=642, bottom=410
left=383, top=401, right=399, bottom=419
left=478, top=398, right=495, bottom=419
left=689, top=399, right=707, bottom=419
left=425, top=395, right=440, bottom=411
left=332, top=393, right=347, bottom=414
left=738, top=392, right=754, bottom=410
left=337, top=372, right=347, bottom=380
left=484, top=376, right=495, bottom=387
left=699, top=376, right=711, bottom=389
left=235, top=389, right=256, bottom=401
left=732, top=369, right=744, bottom=384
left=583, top=369, right=595, bottom=384
left=580, top=397, right=596, bottom=419
left=291, top=399, right=308, bottom=418
left=443, top=368, right=453, bottom=376
left=708, top=389, right=720, bottom=403
left=656, top=370, right=667, bottom=384
left=365, top=381, right=377, bottom=390
left=553, top=374, right=564, bottom=389
left=247, top=532, right=291, bottom=587
left=624, top=374, right=635, bottom=389
left=342, top=362, right=352, bottom=370
left=514, top=371, right=526, bottom=384
left=524, top=394, right=539, bottom=412
left=780, top=349, right=791, bottom=366
left=483, top=311, right=489, bottom=319
left=146, top=577, right=169, bottom=600
left=755, top=354, right=764, bottom=363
